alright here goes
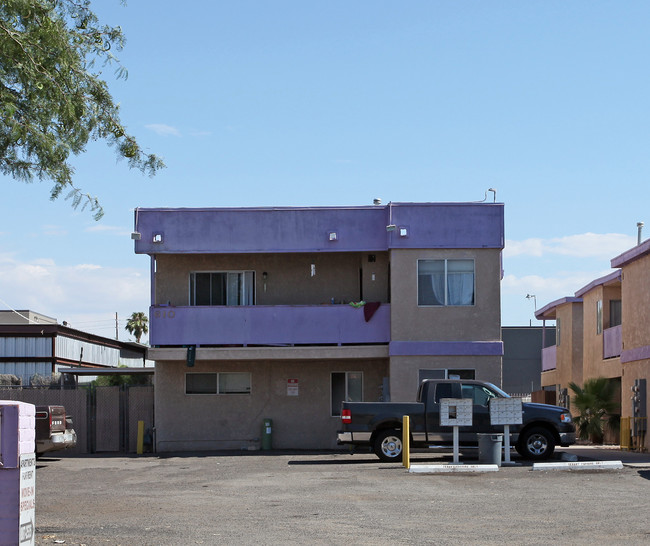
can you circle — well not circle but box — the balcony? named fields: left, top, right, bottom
left=149, top=304, right=390, bottom=347
left=542, top=345, right=557, bottom=372
left=603, top=324, right=622, bottom=359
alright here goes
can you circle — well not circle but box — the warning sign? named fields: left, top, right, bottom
left=287, top=379, right=299, bottom=396
left=19, top=453, right=36, bottom=545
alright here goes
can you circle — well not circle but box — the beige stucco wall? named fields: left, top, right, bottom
left=154, top=252, right=390, bottom=307
left=388, top=248, right=501, bottom=342
left=619, top=255, right=650, bottom=451
left=621, top=256, right=650, bottom=350
left=621, top=359, right=650, bottom=451
left=542, top=303, right=583, bottom=394
left=388, top=355, right=502, bottom=402
left=154, top=357, right=388, bottom=452
left=581, top=286, right=622, bottom=380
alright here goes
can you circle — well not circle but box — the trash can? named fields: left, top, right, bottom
left=477, top=433, right=503, bottom=466
left=261, top=418, right=272, bottom=450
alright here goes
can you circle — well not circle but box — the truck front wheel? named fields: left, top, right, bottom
left=516, top=427, right=555, bottom=460
left=373, top=429, right=403, bottom=462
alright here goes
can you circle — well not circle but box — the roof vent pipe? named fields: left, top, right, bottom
left=638, top=222, right=644, bottom=245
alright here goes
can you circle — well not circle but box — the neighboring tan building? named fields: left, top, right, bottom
left=134, top=202, right=505, bottom=452
left=536, top=237, right=648, bottom=451
left=611, top=239, right=650, bottom=451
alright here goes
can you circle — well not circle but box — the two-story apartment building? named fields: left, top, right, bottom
left=537, top=237, right=648, bottom=450
left=134, top=202, right=505, bottom=452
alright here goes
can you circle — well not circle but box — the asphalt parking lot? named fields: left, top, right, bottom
left=34, top=447, right=650, bottom=546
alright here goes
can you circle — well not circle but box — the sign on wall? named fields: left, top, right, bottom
left=287, top=379, right=299, bottom=396
left=19, top=452, right=36, bottom=545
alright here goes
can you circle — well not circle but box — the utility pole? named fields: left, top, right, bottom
left=115, top=312, right=119, bottom=340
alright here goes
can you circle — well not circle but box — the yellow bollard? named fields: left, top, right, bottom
left=137, top=420, right=145, bottom=455
left=402, top=415, right=410, bottom=469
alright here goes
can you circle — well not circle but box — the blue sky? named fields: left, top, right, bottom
left=2, top=1, right=649, bottom=342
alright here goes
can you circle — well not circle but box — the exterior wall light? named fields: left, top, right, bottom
left=153, top=233, right=163, bottom=244
left=328, top=231, right=338, bottom=241
left=399, top=227, right=409, bottom=237
left=131, top=232, right=141, bottom=240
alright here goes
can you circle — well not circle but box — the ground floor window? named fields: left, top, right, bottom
left=186, top=372, right=251, bottom=395
left=331, top=372, right=363, bottom=416
left=419, top=369, right=475, bottom=384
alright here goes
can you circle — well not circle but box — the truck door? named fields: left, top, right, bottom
left=424, top=382, right=461, bottom=443
left=460, top=383, right=498, bottom=439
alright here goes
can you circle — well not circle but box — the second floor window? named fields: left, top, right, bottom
left=189, top=271, right=255, bottom=306
left=609, top=299, right=622, bottom=327
left=418, top=259, right=475, bottom=306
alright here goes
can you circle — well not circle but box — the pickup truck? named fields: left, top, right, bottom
left=337, top=379, right=576, bottom=462
left=35, top=405, right=77, bottom=457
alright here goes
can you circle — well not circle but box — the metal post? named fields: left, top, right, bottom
left=402, top=415, right=410, bottom=470
left=452, top=426, right=460, bottom=464
left=503, top=424, right=511, bottom=464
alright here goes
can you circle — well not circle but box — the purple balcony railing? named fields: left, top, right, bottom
left=149, top=304, right=390, bottom=347
left=542, top=345, right=557, bottom=372
left=603, top=325, right=622, bottom=359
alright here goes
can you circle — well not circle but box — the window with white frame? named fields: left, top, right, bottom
left=331, top=372, right=363, bottom=416
left=186, top=372, right=251, bottom=395
left=189, top=271, right=255, bottom=306
left=418, top=259, right=475, bottom=306
left=596, top=299, right=603, bottom=335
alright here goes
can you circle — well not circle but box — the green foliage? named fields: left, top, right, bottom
left=125, top=311, right=148, bottom=343
left=569, top=377, right=619, bottom=444
left=0, top=0, right=164, bottom=219
left=92, top=364, right=150, bottom=386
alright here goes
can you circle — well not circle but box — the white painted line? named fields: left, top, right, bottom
left=532, top=460, right=624, bottom=471
left=409, top=464, right=499, bottom=473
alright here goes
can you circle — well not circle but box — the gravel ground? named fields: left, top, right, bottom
left=33, top=448, right=650, bottom=546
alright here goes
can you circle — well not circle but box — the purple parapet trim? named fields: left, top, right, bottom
left=535, top=297, right=582, bottom=320
left=134, top=203, right=504, bottom=255
left=389, top=340, right=503, bottom=357
left=611, top=238, right=650, bottom=268
left=574, top=270, right=621, bottom=297
left=621, top=344, right=650, bottom=364
left=149, top=304, right=391, bottom=347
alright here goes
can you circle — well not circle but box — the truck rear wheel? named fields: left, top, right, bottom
left=373, top=429, right=403, bottom=462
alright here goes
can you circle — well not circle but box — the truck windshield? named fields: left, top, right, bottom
left=484, top=383, right=510, bottom=398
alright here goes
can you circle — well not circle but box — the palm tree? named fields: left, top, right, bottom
left=125, top=312, right=149, bottom=344
left=569, top=377, right=619, bottom=444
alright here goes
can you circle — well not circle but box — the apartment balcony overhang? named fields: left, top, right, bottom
left=574, top=270, right=621, bottom=297
left=611, top=237, right=650, bottom=268
left=535, top=297, right=582, bottom=321
left=149, top=304, right=390, bottom=348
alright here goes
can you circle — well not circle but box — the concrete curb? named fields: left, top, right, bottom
left=409, top=464, right=500, bottom=473
left=532, top=460, right=624, bottom=471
